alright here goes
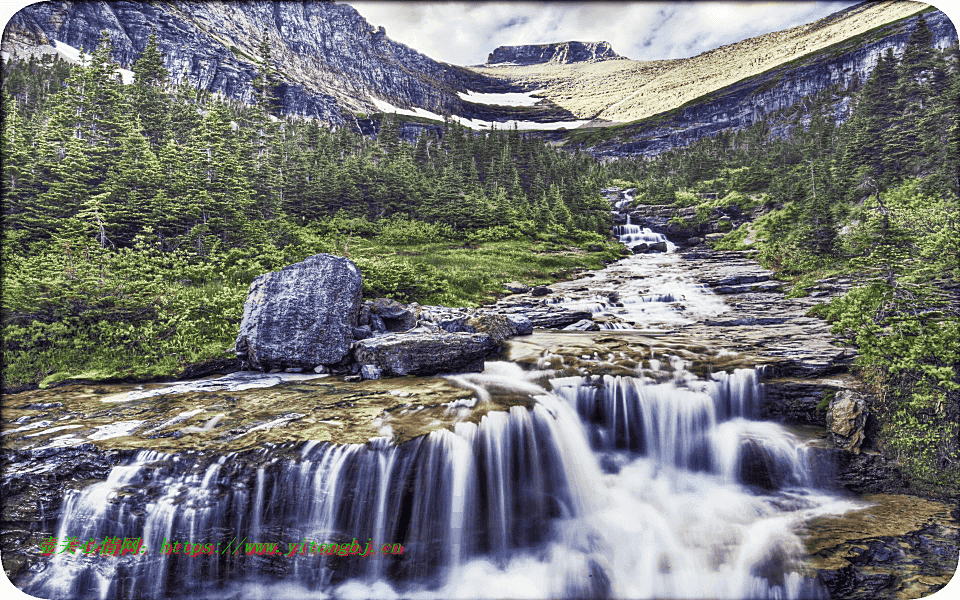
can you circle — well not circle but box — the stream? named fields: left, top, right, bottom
left=3, top=221, right=957, bottom=599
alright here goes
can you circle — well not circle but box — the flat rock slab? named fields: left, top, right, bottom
left=354, top=332, right=497, bottom=376
left=235, top=254, right=362, bottom=370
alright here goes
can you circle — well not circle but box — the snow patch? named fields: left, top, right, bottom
left=53, top=40, right=133, bottom=84
left=369, top=97, right=588, bottom=131
left=457, top=90, right=544, bottom=107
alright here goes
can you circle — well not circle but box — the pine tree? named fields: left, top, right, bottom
left=131, top=31, right=170, bottom=149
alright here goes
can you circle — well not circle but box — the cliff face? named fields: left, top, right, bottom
left=580, top=9, right=958, bottom=158
left=1, top=0, right=488, bottom=124
left=486, top=41, right=622, bottom=66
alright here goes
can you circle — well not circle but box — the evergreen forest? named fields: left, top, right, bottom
left=2, top=18, right=958, bottom=489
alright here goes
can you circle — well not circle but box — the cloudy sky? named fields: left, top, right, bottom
left=344, top=1, right=873, bottom=65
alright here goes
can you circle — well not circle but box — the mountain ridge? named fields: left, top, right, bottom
left=1, top=1, right=956, bottom=154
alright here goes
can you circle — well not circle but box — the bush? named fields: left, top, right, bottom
left=375, top=216, right=454, bottom=246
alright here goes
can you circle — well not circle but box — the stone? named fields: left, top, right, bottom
left=313, top=365, right=329, bottom=374
left=353, top=332, right=497, bottom=376
left=504, top=314, right=533, bottom=335
left=647, top=241, right=668, bottom=253
left=370, top=313, right=386, bottom=333
left=466, top=314, right=519, bottom=344
left=563, top=319, right=600, bottom=331
left=371, top=298, right=418, bottom=332
left=503, top=281, right=531, bottom=294
left=352, top=325, right=373, bottom=340
left=360, top=364, right=382, bottom=380
left=632, top=243, right=650, bottom=254
left=531, top=286, right=553, bottom=297
left=234, top=254, right=362, bottom=370
left=827, top=390, right=868, bottom=453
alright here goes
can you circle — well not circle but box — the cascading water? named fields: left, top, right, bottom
left=27, top=222, right=859, bottom=599
left=28, top=362, right=857, bottom=600
left=613, top=216, right=676, bottom=253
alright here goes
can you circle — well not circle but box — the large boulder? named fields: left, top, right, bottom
left=235, top=254, right=363, bottom=370
left=354, top=332, right=497, bottom=376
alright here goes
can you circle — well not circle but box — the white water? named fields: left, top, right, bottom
left=27, top=363, right=856, bottom=600
left=552, top=217, right=727, bottom=331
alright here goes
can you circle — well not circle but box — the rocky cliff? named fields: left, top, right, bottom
left=486, top=41, right=622, bottom=66
left=1, top=0, right=491, bottom=124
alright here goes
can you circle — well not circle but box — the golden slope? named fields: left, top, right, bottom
left=467, top=1, right=928, bottom=125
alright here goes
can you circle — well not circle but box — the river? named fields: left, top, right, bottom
left=3, top=221, right=957, bottom=599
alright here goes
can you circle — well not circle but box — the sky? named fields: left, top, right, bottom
left=345, top=1, right=867, bottom=66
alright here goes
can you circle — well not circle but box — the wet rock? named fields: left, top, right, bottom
left=647, top=241, right=668, bottom=253
left=632, top=243, right=650, bottom=254
left=563, top=319, right=600, bottom=332
left=235, top=254, right=362, bottom=370
left=827, top=390, right=868, bottom=452
left=353, top=332, right=497, bottom=376
left=737, top=439, right=778, bottom=490
left=761, top=380, right=831, bottom=426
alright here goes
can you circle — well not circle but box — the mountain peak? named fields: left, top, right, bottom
left=486, top=41, right=622, bottom=66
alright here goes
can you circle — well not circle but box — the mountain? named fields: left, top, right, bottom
left=485, top=41, right=623, bottom=66
left=1, top=1, right=957, bottom=154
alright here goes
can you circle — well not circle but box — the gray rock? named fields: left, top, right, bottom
left=466, top=314, right=519, bottom=344
left=358, top=302, right=372, bottom=326
left=632, top=243, right=650, bottom=254
left=503, top=281, right=531, bottom=294
left=827, top=390, right=868, bottom=453
left=353, top=332, right=497, bottom=376
left=370, top=313, right=387, bottom=333
left=647, top=241, right=668, bottom=253
left=531, top=286, right=553, bottom=297
left=352, top=325, right=373, bottom=340
left=313, top=365, right=329, bottom=374
left=563, top=319, right=600, bottom=331
left=371, top=298, right=418, bottom=332
left=505, top=314, right=534, bottom=335
left=235, top=254, right=362, bottom=370
left=360, top=364, right=382, bottom=380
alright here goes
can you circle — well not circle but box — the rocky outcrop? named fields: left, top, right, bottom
left=827, top=390, right=869, bottom=453
left=354, top=332, right=496, bottom=376
left=235, top=254, right=362, bottom=370
left=486, top=41, right=622, bottom=66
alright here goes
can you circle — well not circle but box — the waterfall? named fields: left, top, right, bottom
left=27, top=362, right=853, bottom=600
left=613, top=216, right=676, bottom=252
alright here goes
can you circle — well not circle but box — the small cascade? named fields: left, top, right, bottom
left=613, top=216, right=676, bottom=252
left=550, top=368, right=806, bottom=489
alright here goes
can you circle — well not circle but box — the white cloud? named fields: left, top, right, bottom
left=346, top=1, right=863, bottom=65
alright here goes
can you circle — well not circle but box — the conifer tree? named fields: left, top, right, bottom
left=132, top=31, right=170, bottom=148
